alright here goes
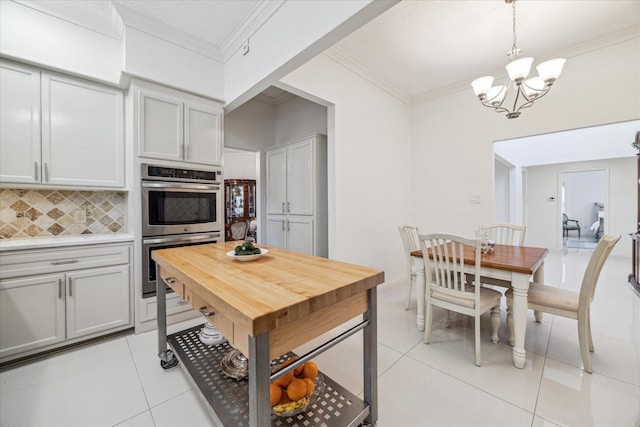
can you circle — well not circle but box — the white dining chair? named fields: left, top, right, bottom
left=505, top=234, right=621, bottom=372
left=419, top=233, right=502, bottom=366
left=398, top=224, right=420, bottom=309
left=478, top=223, right=527, bottom=291
left=480, top=223, right=526, bottom=246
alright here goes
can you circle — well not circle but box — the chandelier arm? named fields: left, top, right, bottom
left=511, top=85, right=553, bottom=114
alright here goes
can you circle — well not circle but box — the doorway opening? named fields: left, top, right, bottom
left=560, top=169, right=607, bottom=251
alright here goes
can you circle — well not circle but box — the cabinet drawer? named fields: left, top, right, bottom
left=158, top=267, right=185, bottom=299
left=183, top=286, right=233, bottom=341
left=0, top=244, right=131, bottom=279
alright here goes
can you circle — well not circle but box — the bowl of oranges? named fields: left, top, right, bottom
left=270, top=357, right=324, bottom=417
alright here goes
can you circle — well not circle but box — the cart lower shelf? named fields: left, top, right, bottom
left=167, top=325, right=369, bottom=427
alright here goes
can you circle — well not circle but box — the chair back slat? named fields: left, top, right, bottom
left=579, top=234, right=621, bottom=304
left=398, top=224, right=420, bottom=253
left=419, top=233, right=480, bottom=302
left=480, top=223, right=526, bottom=246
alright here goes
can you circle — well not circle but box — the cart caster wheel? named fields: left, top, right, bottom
left=160, top=357, right=179, bottom=370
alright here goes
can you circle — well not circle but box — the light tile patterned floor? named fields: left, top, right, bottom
left=1, top=249, right=638, bottom=427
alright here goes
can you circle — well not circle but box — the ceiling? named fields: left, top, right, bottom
left=105, top=0, right=640, bottom=104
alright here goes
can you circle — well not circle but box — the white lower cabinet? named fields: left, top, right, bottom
left=0, top=274, right=66, bottom=359
left=66, top=265, right=130, bottom=339
left=266, top=216, right=314, bottom=255
left=0, top=243, right=133, bottom=362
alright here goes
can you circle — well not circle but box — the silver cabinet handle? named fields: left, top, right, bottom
left=34, top=162, right=39, bottom=181
left=68, top=278, right=73, bottom=297
left=58, top=279, right=63, bottom=299
left=51, top=259, right=79, bottom=265
left=44, top=163, right=49, bottom=182
left=281, top=220, right=285, bottom=231
left=199, top=306, right=214, bottom=317
left=286, top=220, right=290, bottom=231
left=287, top=201, right=291, bottom=213
left=163, top=277, right=176, bottom=285
left=281, top=201, right=285, bottom=213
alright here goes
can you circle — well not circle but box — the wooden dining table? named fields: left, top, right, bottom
left=411, top=243, right=548, bottom=368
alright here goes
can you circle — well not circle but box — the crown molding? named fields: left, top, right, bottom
left=220, top=0, right=286, bottom=62
left=14, top=0, right=123, bottom=39
left=324, top=46, right=412, bottom=105
left=112, top=3, right=222, bottom=61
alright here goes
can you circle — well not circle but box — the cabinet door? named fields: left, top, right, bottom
left=0, top=274, right=66, bottom=359
left=138, top=89, right=184, bottom=161
left=42, top=73, right=124, bottom=187
left=266, top=216, right=287, bottom=249
left=66, top=265, right=131, bottom=339
left=287, top=217, right=314, bottom=255
left=0, top=61, right=41, bottom=184
left=185, top=101, right=222, bottom=166
left=266, top=147, right=287, bottom=214
left=287, top=140, right=314, bottom=216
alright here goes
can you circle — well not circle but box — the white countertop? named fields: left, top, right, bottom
left=0, top=234, right=135, bottom=252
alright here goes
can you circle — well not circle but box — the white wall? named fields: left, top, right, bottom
left=123, top=27, right=225, bottom=99
left=224, top=1, right=397, bottom=110
left=0, top=1, right=122, bottom=84
left=494, top=160, right=510, bottom=223
left=410, top=37, right=639, bottom=245
left=274, top=97, right=328, bottom=145
left=281, top=53, right=412, bottom=282
left=224, top=151, right=259, bottom=180
left=281, top=37, right=638, bottom=283
left=527, top=158, right=633, bottom=256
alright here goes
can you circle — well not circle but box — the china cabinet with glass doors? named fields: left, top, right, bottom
left=224, top=179, right=256, bottom=241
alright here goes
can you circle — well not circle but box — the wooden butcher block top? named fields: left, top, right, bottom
left=152, top=241, right=385, bottom=338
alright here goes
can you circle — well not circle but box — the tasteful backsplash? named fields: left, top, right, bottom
left=0, top=189, right=127, bottom=239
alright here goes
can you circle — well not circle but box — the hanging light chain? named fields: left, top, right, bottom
left=509, top=0, right=519, bottom=60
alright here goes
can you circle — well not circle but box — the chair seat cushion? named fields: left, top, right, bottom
left=505, top=282, right=579, bottom=313
left=432, top=285, right=502, bottom=309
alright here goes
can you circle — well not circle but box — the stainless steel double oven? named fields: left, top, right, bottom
left=141, top=164, right=223, bottom=298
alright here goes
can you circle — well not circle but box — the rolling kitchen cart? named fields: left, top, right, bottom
left=153, top=241, right=384, bottom=427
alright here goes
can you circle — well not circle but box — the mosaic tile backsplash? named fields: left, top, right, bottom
left=0, top=189, right=127, bottom=239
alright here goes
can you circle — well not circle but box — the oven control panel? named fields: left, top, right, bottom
left=143, top=164, right=221, bottom=183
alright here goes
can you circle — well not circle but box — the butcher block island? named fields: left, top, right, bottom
left=152, top=241, right=385, bottom=427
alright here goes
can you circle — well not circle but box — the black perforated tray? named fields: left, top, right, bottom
left=167, top=325, right=369, bottom=427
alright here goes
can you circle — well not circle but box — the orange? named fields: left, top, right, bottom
left=302, top=361, right=318, bottom=380
left=274, top=370, right=294, bottom=387
left=286, top=378, right=307, bottom=401
left=278, top=392, right=291, bottom=404
left=269, top=383, right=282, bottom=406
left=302, top=377, right=315, bottom=397
left=282, top=356, right=304, bottom=376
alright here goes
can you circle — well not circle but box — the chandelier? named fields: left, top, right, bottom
left=471, top=0, right=565, bottom=119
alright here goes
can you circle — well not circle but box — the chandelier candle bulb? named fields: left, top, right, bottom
left=505, top=57, right=533, bottom=83
left=471, top=76, right=494, bottom=98
left=536, top=58, right=566, bottom=83
left=470, top=0, right=566, bottom=118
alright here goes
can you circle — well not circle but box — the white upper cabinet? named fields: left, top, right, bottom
left=138, top=89, right=184, bottom=162
left=0, top=61, right=42, bottom=185
left=42, top=73, right=124, bottom=187
left=136, top=83, right=223, bottom=166
left=0, top=60, right=124, bottom=188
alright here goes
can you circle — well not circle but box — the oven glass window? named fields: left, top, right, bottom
left=148, top=191, right=217, bottom=225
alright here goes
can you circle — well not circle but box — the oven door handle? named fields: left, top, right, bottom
left=143, top=233, right=221, bottom=245
left=142, top=181, right=220, bottom=191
